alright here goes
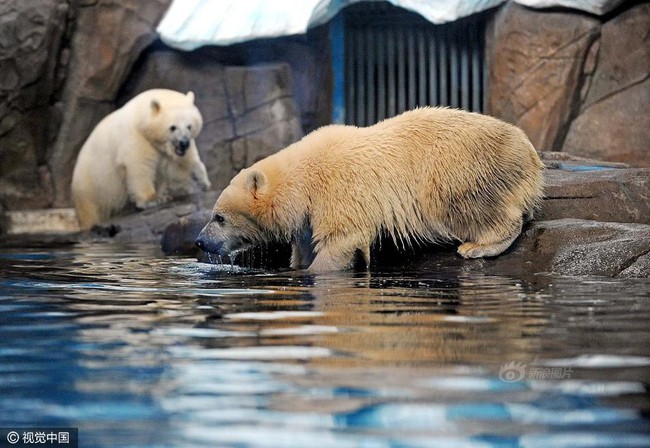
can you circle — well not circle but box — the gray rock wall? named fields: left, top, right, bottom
left=0, top=0, right=68, bottom=209
left=562, top=3, right=650, bottom=166
left=486, top=2, right=649, bottom=165
left=0, top=0, right=647, bottom=215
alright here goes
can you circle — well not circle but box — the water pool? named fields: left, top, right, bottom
left=1, top=240, right=649, bottom=447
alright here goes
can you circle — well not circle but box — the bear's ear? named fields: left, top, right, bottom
left=150, top=99, right=161, bottom=115
left=186, top=91, right=195, bottom=103
left=246, top=170, right=267, bottom=198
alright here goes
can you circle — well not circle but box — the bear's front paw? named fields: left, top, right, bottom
left=157, top=192, right=173, bottom=204
left=135, top=198, right=160, bottom=210
left=199, top=179, right=211, bottom=191
left=192, top=170, right=211, bottom=191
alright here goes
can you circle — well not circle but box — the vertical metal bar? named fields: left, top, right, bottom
left=377, top=26, right=386, bottom=121
left=397, top=27, right=406, bottom=114
left=407, top=27, right=416, bottom=109
left=428, top=27, right=438, bottom=106
left=417, top=27, right=426, bottom=107
left=450, top=25, right=459, bottom=109
left=470, top=20, right=481, bottom=113
left=330, top=12, right=346, bottom=124
left=366, top=26, right=376, bottom=125
left=387, top=27, right=396, bottom=117
left=439, top=25, right=448, bottom=106
left=460, top=21, right=470, bottom=111
left=344, top=20, right=354, bottom=124
left=481, top=19, right=487, bottom=112
left=355, top=27, right=365, bottom=126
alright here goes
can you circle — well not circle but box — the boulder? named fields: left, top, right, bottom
left=485, top=2, right=599, bottom=151
left=482, top=219, right=650, bottom=278
left=620, top=252, right=650, bottom=279
left=543, top=220, right=649, bottom=277
left=85, top=190, right=217, bottom=244
left=161, top=210, right=209, bottom=255
left=539, top=168, right=650, bottom=224
left=562, top=3, right=650, bottom=166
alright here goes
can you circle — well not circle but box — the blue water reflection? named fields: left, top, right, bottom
left=0, top=241, right=649, bottom=447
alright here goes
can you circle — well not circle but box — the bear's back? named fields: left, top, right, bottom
left=270, top=107, right=542, bottom=245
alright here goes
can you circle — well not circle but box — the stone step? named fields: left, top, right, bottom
left=4, top=208, right=80, bottom=235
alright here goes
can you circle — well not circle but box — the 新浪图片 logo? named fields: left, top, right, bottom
left=498, top=361, right=572, bottom=382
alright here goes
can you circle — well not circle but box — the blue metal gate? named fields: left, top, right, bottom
left=332, top=3, right=490, bottom=126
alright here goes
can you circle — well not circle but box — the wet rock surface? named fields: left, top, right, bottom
left=448, top=219, right=649, bottom=278
left=82, top=191, right=217, bottom=244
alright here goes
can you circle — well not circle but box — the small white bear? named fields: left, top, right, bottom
left=71, top=89, right=211, bottom=229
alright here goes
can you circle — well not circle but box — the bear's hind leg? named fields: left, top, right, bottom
left=457, top=216, right=523, bottom=259
left=308, top=248, right=355, bottom=272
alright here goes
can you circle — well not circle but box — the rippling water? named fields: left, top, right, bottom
left=1, top=240, right=649, bottom=447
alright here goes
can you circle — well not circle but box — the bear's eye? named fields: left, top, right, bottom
left=169, top=125, right=177, bottom=132
left=187, top=124, right=192, bottom=130
left=213, top=214, right=225, bottom=224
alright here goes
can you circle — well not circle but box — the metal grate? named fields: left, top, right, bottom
left=343, top=3, right=489, bottom=126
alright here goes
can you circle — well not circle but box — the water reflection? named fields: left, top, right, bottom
left=0, top=241, right=649, bottom=447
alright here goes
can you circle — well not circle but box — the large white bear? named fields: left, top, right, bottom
left=71, top=89, right=211, bottom=229
left=196, top=107, right=544, bottom=271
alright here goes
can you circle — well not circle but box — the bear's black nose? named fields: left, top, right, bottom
left=174, top=138, right=190, bottom=156
left=195, top=237, right=223, bottom=255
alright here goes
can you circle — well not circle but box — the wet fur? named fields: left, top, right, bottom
left=198, top=107, right=544, bottom=271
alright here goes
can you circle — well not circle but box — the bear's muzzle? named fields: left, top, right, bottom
left=195, top=229, right=225, bottom=255
left=174, top=137, right=190, bottom=156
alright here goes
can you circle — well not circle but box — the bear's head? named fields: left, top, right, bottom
left=141, top=91, right=203, bottom=159
left=196, top=168, right=275, bottom=257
